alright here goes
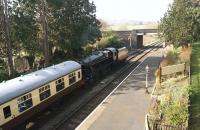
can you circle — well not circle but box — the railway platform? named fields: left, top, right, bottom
left=76, top=49, right=162, bottom=130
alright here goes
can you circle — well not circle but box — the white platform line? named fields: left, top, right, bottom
left=75, top=49, right=157, bottom=130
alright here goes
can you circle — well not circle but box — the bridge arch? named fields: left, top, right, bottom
left=106, top=28, right=159, bottom=49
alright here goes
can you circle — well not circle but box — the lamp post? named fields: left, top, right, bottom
left=162, top=42, right=165, bottom=57
left=145, top=65, right=149, bottom=93
left=128, top=33, right=132, bottom=50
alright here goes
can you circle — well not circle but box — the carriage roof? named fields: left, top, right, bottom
left=0, top=61, right=81, bottom=105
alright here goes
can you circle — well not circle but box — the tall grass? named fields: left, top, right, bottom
left=189, top=42, right=200, bottom=130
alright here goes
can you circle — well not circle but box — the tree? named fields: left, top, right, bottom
left=0, top=0, right=15, bottom=77
left=10, top=0, right=45, bottom=70
left=48, top=0, right=101, bottom=57
left=39, top=0, right=50, bottom=67
left=0, top=1, right=6, bottom=58
left=1, top=0, right=101, bottom=76
left=12, top=0, right=40, bottom=56
left=12, top=0, right=50, bottom=67
left=159, top=0, right=200, bottom=46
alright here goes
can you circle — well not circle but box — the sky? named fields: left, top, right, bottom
left=91, top=0, right=173, bottom=23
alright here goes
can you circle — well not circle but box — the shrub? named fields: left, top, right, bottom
left=165, top=49, right=179, bottom=65
left=0, top=61, right=9, bottom=82
left=161, top=45, right=179, bottom=67
left=179, top=46, right=192, bottom=63
left=159, top=83, right=189, bottom=126
left=97, top=31, right=124, bottom=49
left=162, top=102, right=188, bottom=126
left=82, top=44, right=96, bottom=55
left=0, top=69, right=9, bottom=82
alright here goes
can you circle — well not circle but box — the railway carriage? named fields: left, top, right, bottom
left=0, top=61, right=82, bottom=130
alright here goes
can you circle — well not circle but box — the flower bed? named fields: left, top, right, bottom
left=148, top=77, right=189, bottom=129
left=146, top=44, right=191, bottom=130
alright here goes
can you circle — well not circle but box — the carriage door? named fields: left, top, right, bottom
left=3, top=106, right=11, bottom=119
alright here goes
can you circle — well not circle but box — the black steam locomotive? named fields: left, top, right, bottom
left=81, top=47, right=128, bottom=83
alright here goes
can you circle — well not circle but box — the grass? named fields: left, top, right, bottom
left=149, top=77, right=189, bottom=127
left=153, top=77, right=188, bottom=95
left=189, top=41, right=200, bottom=130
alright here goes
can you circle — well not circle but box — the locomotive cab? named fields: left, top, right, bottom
left=105, top=47, right=117, bottom=61
left=102, top=50, right=112, bottom=59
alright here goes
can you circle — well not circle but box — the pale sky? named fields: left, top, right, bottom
left=91, top=0, right=173, bottom=23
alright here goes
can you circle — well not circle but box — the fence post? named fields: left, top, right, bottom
left=159, top=67, right=162, bottom=85
left=189, top=60, right=191, bottom=84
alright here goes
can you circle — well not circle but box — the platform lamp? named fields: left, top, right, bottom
left=128, top=33, right=132, bottom=50
left=145, top=65, right=149, bottom=93
left=162, top=42, right=166, bottom=57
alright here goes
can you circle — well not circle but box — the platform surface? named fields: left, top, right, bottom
left=76, top=49, right=162, bottom=130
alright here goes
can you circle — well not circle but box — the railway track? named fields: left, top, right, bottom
left=16, top=41, right=161, bottom=130
left=47, top=42, right=162, bottom=130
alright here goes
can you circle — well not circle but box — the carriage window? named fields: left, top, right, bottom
left=3, top=106, right=11, bottom=119
left=39, top=85, right=51, bottom=101
left=17, top=93, right=33, bottom=113
left=78, top=71, right=81, bottom=79
left=56, top=78, right=65, bottom=92
left=69, top=72, right=76, bottom=85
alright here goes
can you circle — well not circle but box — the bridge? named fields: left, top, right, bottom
left=109, top=28, right=159, bottom=49
left=134, top=28, right=158, bottom=34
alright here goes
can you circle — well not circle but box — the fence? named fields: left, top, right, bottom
left=151, top=122, right=188, bottom=130
left=159, top=63, right=188, bottom=83
left=146, top=114, right=188, bottom=130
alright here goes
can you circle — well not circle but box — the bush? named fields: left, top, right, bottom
left=159, top=82, right=189, bottom=126
left=0, top=61, right=9, bottom=82
left=82, top=44, right=96, bottom=55
left=97, top=31, right=125, bottom=49
left=161, top=45, right=179, bottom=67
left=107, top=35, right=125, bottom=48
left=162, top=102, right=188, bottom=126
left=179, top=46, right=192, bottom=63
left=0, top=69, right=9, bottom=82
left=165, top=49, right=179, bottom=64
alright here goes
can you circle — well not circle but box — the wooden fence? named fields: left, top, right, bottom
left=151, top=122, right=188, bottom=130
left=159, top=63, right=188, bottom=83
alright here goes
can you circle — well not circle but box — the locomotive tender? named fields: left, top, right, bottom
left=0, top=47, right=128, bottom=130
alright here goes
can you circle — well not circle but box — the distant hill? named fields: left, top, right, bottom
left=104, top=23, right=158, bottom=31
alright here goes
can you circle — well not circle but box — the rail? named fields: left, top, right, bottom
left=18, top=41, right=162, bottom=130
left=51, top=41, right=162, bottom=130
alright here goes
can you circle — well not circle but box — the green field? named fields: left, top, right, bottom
left=189, top=41, right=200, bottom=130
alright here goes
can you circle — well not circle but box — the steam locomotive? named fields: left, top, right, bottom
left=81, top=47, right=128, bottom=83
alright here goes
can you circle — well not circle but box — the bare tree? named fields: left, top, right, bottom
left=1, top=0, right=15, bottom=77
